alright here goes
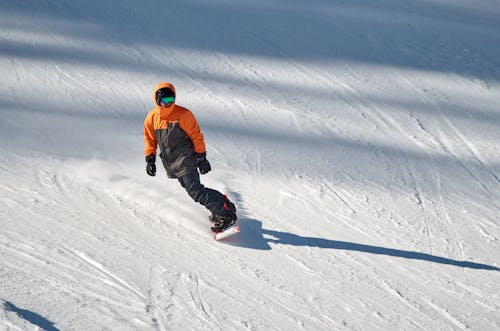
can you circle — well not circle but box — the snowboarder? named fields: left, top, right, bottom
left=143, top=82, right=237, bottom=233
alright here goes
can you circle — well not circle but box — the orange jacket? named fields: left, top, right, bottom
left=144, top=82, right=206, bottom=178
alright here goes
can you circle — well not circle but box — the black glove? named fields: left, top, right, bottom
left=196, top=152, right=211, bottom=175
left=145, top=153, right=156, bottom=176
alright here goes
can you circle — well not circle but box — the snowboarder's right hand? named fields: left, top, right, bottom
left=145, top=153, right=156, bottom=176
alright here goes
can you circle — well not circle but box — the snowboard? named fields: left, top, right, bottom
left=211, top=221, right=240, bottom=241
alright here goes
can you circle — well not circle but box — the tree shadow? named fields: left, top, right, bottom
left=0, top=0, right=499, bottom=82
left=225, top=218, right=499, bottom=271
left=3, top=301, right=59, bottom=331
left=2, top=1, right=500, bottom=178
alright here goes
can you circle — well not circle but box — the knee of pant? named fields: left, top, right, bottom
left=189, top=190, right=207, bottom=203
left=186, top=184, right=205, bottom=201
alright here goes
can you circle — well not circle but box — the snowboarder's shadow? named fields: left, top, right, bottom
left=227, top=218, right=499, bottom=271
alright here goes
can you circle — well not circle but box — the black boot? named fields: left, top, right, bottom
left=211, top=215, right=237, bottom=233
left=210, top=195, right=237, bottom=232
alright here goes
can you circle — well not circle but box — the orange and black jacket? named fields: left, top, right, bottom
left=144, top=82, right=206, bottom=178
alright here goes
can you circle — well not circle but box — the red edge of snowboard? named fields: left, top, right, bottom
left=213, top=224, right=241, bottom=241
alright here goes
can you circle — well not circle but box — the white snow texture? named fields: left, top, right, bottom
left=1, top=0, right=499, bottom=330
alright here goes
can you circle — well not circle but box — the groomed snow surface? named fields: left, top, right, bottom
left=1, top=0, right=499, bottom=330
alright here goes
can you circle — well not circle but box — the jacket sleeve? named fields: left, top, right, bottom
left=180, top=110, right=206, bottom=154
left=144, top=111, right=157, bottom=156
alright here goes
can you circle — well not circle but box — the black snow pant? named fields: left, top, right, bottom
left=178, top=170, right=226, bottom=216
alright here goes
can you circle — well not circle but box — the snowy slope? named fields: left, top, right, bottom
left=1, top=0, right=499, bottom=330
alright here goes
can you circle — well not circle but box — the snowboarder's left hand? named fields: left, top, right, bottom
left=196, top=153, right=211, bottom=174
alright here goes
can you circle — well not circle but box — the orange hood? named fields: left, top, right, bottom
left=153, top=82, right=177, bottom=119
left=152, top=82, right=176, bottom=103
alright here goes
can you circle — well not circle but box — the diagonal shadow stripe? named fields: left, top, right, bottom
left=3, top=301, right=59, bottom=331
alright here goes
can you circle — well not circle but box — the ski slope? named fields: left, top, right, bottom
left=1, top=0, right=499, bottom=330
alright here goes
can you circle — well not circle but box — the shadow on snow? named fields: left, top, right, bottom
left=0, top=0, right=499, bottom=82
left=224, top=218, right=499, bottom=271
left=3, top=301, right=59, bottom=331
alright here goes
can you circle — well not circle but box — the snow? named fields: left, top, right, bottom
left=1, top=0, right=499, bottom=329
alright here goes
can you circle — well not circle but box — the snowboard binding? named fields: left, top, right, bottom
left=209, top=214, right=237, bottom=233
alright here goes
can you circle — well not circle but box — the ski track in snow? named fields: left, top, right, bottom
left=1, top=0, right=500, bottom=330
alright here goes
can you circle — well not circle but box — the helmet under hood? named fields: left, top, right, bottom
left=153, top=82, right=176, bottom=106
